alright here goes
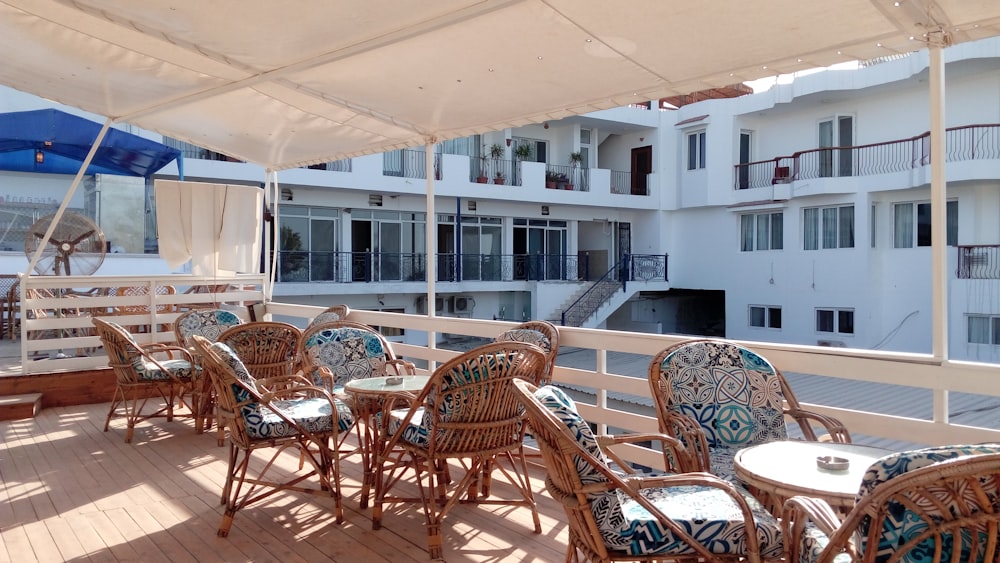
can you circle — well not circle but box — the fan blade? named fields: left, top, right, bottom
left=69, top=230, right=96, bottom=246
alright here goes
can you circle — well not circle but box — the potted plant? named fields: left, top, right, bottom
left=545, top=170, right=561, bottom=189
left=488, top=143, right=505, bottom=184
left=494, top=170, right=506, bottom=185
left=476, top=144, right=489, bottom=183
left=513, top=143, right=531, bottom=162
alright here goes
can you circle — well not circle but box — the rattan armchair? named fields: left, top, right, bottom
left=649, top=338, right=851, bottom=481
left=174, top=308, right=245, bottom=437
left=299, top=319, right=415, bottom=394
left=495, top=320, right=560, bottom=384
left=191, top=335, right=354, bottom=537
left=512, top=378, right=784, bottom=563
left=372, top=341, right=547, bottom=560
left=92, top=317, right=200, bottom=443
left=783, top=444, right=1000, bottom=562
left=306, top=304, right=351, bottom=328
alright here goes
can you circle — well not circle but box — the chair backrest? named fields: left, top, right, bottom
left=191, top=335, right=262, bottom=448
left=216, top=321, right=301, bottom=380
left=649, top=338, right=789, bottom=449
left=299, top=320, right=396, bottom=388
left=115, top=284, right=176, bottom=314
left=414, top=341, right=546, bottom=456
left=307, top=304, right=350, bottom=328
left=92, top=317, right=145, bottom=383
left=495, top=320, right=559, bottom=384
left=833, top=445, right=1000, bottom=562
left=174, top=308, right=244, bottom=348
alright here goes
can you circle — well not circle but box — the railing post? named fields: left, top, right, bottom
left=621, top=254, right=630, bottom=292
left=664, top=253, right=669, bottom=282
left=584, top=252, right=590, bottom=281
left=365, top=249, right=372, bottom=283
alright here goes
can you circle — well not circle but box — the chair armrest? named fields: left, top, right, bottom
left=785, top=407, right=852, bottom=443
left=597, top=432, right=701, bottom=474
left=660, top=412, right=712, bottom=472
left=386, top=359, right=417, bottom=376
left=782, top=495, right=853, bottom=563
left=257, top=372, right=318, bottom=393
left=141, top=343, right=192, bottom=361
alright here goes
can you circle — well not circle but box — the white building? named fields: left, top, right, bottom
left=2, top=37, right=999, bottom=361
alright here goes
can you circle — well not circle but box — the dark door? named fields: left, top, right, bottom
left=630, top=146, right=651, bottom=195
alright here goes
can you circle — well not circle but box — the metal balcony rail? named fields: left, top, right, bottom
left=276, top=251, right=590, bottom=283
left=610, top=169, right=644, bottom=195
left=383, top=149, right=441, bottom=180
left=544, top=164, right=588, bottom=192
left=734, top=123, right=1000, bottom=190
left=957, top=245, right=1000, bottom=279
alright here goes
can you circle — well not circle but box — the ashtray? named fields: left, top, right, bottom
left=816, top=455, right=850, bottom=471
left=385, top=376, right=404, bottom=385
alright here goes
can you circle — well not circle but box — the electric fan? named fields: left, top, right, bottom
left=23, top=212, right=107, bottom=276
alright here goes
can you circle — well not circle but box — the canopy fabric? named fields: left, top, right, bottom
left=2, top=1, right=999, bottom=171
left=0, top=109, right=180, bottom=177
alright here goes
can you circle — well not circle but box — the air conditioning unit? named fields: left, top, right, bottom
left=415, top=295, right=447, bottom=314
left=453, top=296, right=474, bottom=313
left=817, top=339, right=846, bottom=348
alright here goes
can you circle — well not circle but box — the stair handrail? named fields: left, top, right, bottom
left=561, top=255, right=628, bottom=326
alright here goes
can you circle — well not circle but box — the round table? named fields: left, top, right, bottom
left=733, top=441, right=893, bottom=513
left=344, top=375, right=430, bottom=508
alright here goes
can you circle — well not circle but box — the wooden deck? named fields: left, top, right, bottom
left=0, top=402, right=571, bottom=562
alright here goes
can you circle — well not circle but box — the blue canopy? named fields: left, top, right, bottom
left=0, top=109, right=180, bottom=178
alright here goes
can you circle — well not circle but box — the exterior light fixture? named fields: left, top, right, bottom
left=35, top=149, right=44, bottom=164
left=506, top=138, right=512, bottom=147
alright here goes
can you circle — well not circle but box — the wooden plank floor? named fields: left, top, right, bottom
left=0, top=402, right=571, bottom=562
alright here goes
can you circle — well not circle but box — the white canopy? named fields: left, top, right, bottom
left=3, top=1, right=1000, bottom=170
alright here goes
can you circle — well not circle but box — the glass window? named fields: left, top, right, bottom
left=740, top=212, right=783, bottom=252
left=817, top=308, right=854, bottom=335
left=894, top=200, right=957, bottom=248
left=750, top=306, right=782, bottom=329
left=687, top=131, right=706, bottom=170
left=804, top=205, right=854, bottom=250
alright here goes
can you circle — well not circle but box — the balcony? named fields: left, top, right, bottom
left=4, top=277, right=1000, bottom=559
left=734, top=123, right=1000, bottom=190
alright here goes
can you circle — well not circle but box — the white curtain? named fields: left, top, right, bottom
left=154, top=180, right=263, bottom=276
left=894, top=203, right=914, bottom=248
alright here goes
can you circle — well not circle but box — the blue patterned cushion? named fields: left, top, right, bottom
left=534, top=385, right=782, bottom=557
left=302, top=327, right=388, bottom=389
left=138, top=357, right=198, bottom=381
left=209, top=342, right=355, bottom=437
left=176, top=309, right=243, bottom=346
left=308, top=311, right=344, bottom=327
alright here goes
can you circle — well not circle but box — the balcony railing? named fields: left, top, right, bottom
left=383, top=149, right=441, bottom=180
left=276, top=252, right=594, bottom=283
left=734, top=123, right=1000, bottom=190
left=957, top=245, right=1000, bottom=279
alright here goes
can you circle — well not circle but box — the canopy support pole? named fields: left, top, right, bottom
left=264, top=169, right=278, bottom=304
left=929, top=32, right=950, bottom=424
left=425, top=142, right=437, bottom=369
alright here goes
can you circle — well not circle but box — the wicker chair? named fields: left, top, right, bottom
left=495, top=320, right=560, bottom=384
left=214, top=321, right=304, bottom=444
left=92, top=317, right=200, bottom=443
left=299, top=319, right=416, bottom=496
left=783, top=444, right=1000, bottom=562
left=174, top=308, right=245, bottom=437
left=372, top=341, right=547, bottom=560
left=306, top=304, right=351, bottom=328
left=512, top=378, right=784, bottom=563
left=191, top=335, right=353, bottom=537
left=649, top=338, right=851, bottom=481
left=113, top=284, right=176, bottom=333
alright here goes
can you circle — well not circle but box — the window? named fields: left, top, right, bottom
left=818, top=115, right=854, bottom=177
left=967, top=315, right=1000, bottom=345
left=816, top=308, right=854, bottom=335
left=749, top=306, right=782, bottom=329
left=803, top=205, right=854, bottom=250
left=687, top=130, right=706, bottom=170
left=740, top=212, right=783, bottom=251
left=893, top=200, right=958, bottom=248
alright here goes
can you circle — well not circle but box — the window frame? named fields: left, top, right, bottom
left=967, top=314, right=1000, bottom=345
left=893, top=199, right=958, bottom=248
left=803, top=204, right=855, bottom=250
left=749, top=305, right=782, bottom=330
left=687, top=130, right=706, bottom=170
left=816, top=307, right=855, bottom=335
left=740, top=211, right=783, bottom=252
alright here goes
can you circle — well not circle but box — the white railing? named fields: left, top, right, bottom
left=16, top=274, right=264, bottom=374
left=267, top=304, right=1000, bottom=471
left=13, top=293, right=1000, bottom=471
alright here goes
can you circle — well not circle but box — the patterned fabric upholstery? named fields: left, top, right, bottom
left=496, top=328, right=551, bottom=355
left=175, top=309, right=243, bottom=346
left=795, top=444, right=1000, bottom=563
left=104, top=320, right=197, bottom=381
left=534, top=385, right=784, bottom=558
left=209, top=342, right=355, bottom=437
left=301, top=326, right=389, bottom=389
left=309, top=311, right=344, bottom=328
left=658, top=340, right=787, bottom=479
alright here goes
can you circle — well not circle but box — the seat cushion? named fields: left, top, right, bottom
left=496, top=328, right=551, bottom=354
left=533, top=385, right=608, bottom=488
left=138, top=358, right=198, bottom=381
left=242, top=396, right=355, bottom=438
left=176, top=309, right=242, bottom=344
left=209, top=341, right=258, bottom=401
left=601, top=482, right=784, bottom=558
